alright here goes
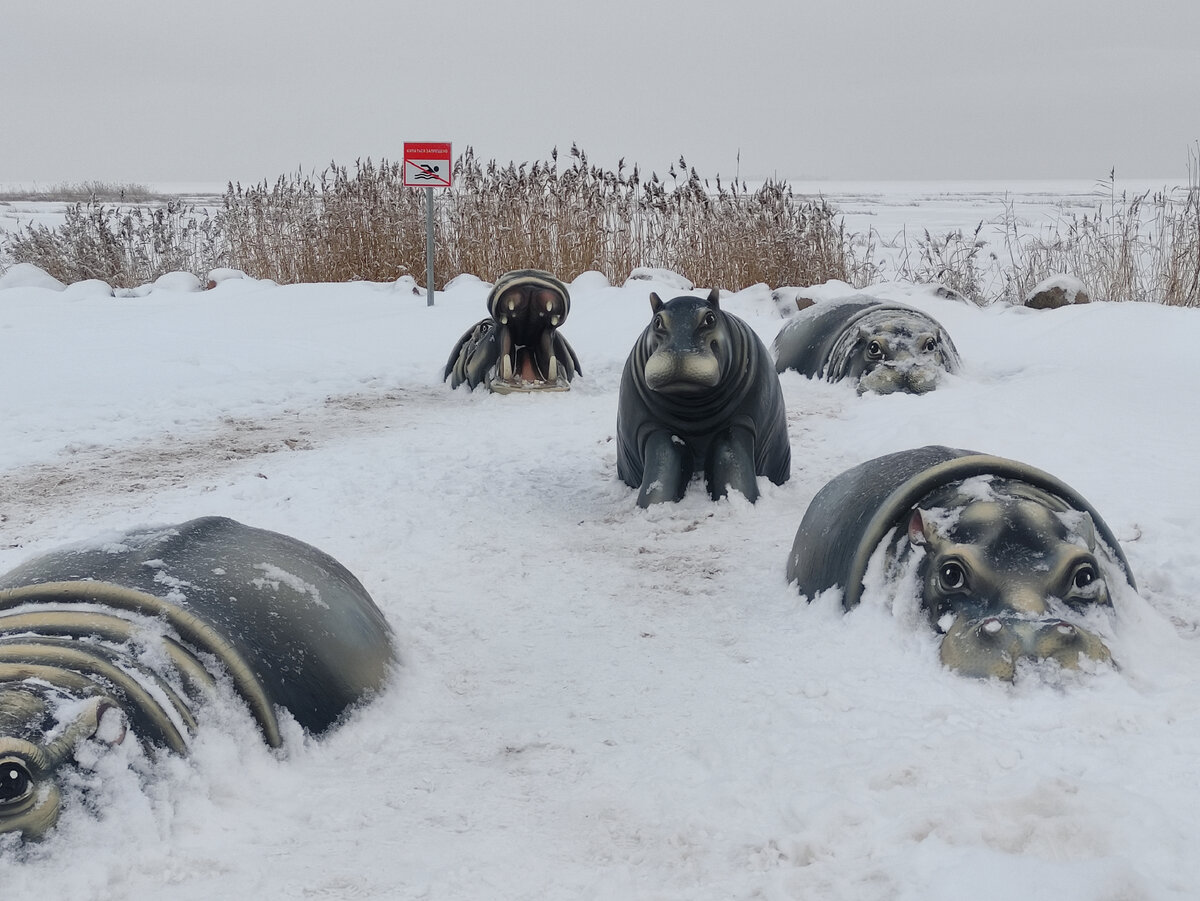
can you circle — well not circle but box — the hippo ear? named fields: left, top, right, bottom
left=1076, top=511, right=1098, bottom=551
left=91, top=700, right=127, bottom=747
left=650, top=293, right=663, bottom=314
left=907, top=509, right=938, bottom=548
left=706, top=287, right=721, bottom=310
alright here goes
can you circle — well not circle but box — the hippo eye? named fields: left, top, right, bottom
left=866, top=340, right=884, bottom=360
left=938, top=560, right=968, bottom=592
left=923, top=337, right=938, bottom=352
left=652, top=314, right=666, bottom=332
left=701, top=311, right=717, bottom=329
left=1072, top=563, right=1097, bottom=591
left=0, top=759, right=33, bottom=806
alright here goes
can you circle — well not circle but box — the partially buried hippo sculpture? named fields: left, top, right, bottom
left=786, top=446, right=1135, bottom=679
left=773, top=296, right=961, bottom=395
left=617, top=289, right=791, bottom=506
left=0, top=517, right=395, bottom=839
left=444, top=268, right=582, bottom=393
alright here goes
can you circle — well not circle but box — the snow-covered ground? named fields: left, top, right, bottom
left=1, top=183, right=1199, bottom=899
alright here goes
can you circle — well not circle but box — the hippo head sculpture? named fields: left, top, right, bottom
left=787, top=446, right=1134, bottom=680
left=616, top=289, right=791, bottom=506
left=1, top=687, right=126, bottom=838
left=444, top=269, right=582, bottom=393
left=774, top=296, right=961, bottom=395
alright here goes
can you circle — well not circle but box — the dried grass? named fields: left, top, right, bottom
left=0, top=181, right=168, bottom=203
left=3, top=146, right=1197, bottom=307
left=3, top=200, right=222, bottom=287
left=992, top=159, right=1200, bottom=307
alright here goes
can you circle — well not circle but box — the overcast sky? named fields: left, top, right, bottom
left=4, top=0, right=1198, bottom=187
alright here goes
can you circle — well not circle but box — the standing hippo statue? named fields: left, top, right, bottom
left=786, top=446, right=1135, bottom=680
left=444, top=268, right=582, bottom=393
left=0, top=516, right=395, bottom=839
left=773, top=296, right=961, bottom=395
left=617, top=289, right=791, bottom=507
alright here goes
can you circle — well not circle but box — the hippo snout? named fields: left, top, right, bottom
left=643, top=348, right=721, bottom=393
left=938, top=614, right=1113, bottom=681
left=857, top=362, right=942, bottom=396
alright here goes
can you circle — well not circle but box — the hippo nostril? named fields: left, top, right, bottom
left=978, top=617, right=1004, bottom=637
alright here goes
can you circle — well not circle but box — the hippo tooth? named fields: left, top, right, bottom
left=546, top=300, right=554, bottom=312
left=981, top=617, right=1003, bottom=635
left=508, top=298, right=516, bottom=311
left=548, top=354, right=558, bottom=381
left=551, top=315, right=560, bottom=326
left=500, top=314, right=508, bottom=325
left=1056, top=622, right=1077, bottom=636
left=501, top=354, right=513, bottom=380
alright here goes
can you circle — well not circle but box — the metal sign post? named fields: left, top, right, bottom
left=402, top=141, right=453, bottom=306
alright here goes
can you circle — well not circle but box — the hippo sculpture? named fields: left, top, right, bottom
left=786, top=446, right=1135, bottom=679
left=444, top=268, right=582, bottom=393
left=773, top=296, right=961, bottom=395
left=0, top=516, right=395, bottom=839
left=617, top=289, right=791, bottom=506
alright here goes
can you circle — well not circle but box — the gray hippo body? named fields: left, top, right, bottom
left=773, top=296, right=961, bottom=395
left=0, top=516, right=394, bottom=838
left=786, top=446, right=1134, bottom=679
left=444, top=268, right=582, bottom=393
left=617, top=289, right=791, bottom=506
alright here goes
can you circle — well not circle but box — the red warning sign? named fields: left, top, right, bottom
left=403, top=142, right=453, bottom=188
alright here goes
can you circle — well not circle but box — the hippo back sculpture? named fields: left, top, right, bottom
left=773, top=296, right=961, bottom=395
left=0, top=516, right=395, bottom=839
left=786, top=446, right=1135, bottom=679
left=444, top=268, right=582, bottom=393
left=617, top=289, right=791, bottom=506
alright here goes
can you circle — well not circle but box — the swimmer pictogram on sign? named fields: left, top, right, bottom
left=403, top=142, right=453, bottom=187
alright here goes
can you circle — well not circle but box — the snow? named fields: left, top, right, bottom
left=1, top=184, right=1200, bottom=899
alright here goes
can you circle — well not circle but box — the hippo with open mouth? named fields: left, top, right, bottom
left=616, top=289, right=791, bottom=506
left=0, top=517, right=395, bottom=839
left=786, top=446, right=1135, bottom=679
left=773, top=296, right=961, bottom=395
left=444, top=269, right=582, bottom=393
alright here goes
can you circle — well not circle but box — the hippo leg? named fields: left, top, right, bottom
left=637, top=430, right=693, bottom=507
left=705, top=426, right=759, bottom=503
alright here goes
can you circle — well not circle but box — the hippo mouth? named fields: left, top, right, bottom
left=492, top=322, right=569, bottom=394
left=938, top=613, right=1113, bottom=681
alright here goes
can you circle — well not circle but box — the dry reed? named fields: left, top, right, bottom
left=3, top=146, right=1198, bottom=307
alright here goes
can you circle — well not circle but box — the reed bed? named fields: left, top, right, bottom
left=0, top=180, right=169, bottom=203
left=2, top=146, right=1197, bottom=307
left=991, top=165, right=1200, bottom=306
left=3, top=199, right=222, bottom=286
left=884, top=152, right=1200, bottom=307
